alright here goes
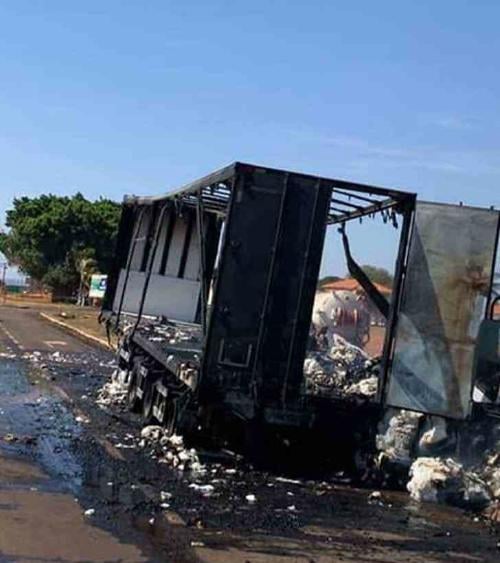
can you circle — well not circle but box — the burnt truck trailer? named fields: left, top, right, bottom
left=101, top=162, right=500, bottom=451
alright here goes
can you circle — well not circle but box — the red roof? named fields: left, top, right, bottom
left=320, top=277, right=392, bottom=295
left=494, top=302, right=500, bottom=318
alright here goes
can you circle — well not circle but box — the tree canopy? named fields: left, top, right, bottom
left=2, top=193, right=121, bottom=295
left=360, top=264, right=394, bottom=288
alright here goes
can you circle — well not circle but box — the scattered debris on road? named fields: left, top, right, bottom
left=140, top=426, right=204, bottom=473
left=189, top=483, right=215, bottom=497
left=96, top=379, right=128, bottom=408
left=407, top=457, right=491, bottom=508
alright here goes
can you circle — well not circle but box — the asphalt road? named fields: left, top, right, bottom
left=1, top=304, right=500, bottom=562
left=0, top=307, right=161, bottom=562
left=0, top=305, right=96, bottom=354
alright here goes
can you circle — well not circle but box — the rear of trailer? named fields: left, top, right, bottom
left=101, top=162, right=500, bottom=445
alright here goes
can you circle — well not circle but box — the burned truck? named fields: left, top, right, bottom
left=101, top=162, right=500, bottom=457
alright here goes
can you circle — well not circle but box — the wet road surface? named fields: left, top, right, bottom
left=0, top=456, right=148, bottom=562
left=0, top=357, right=153, bottom=562
left=1, top=304, right=500, bottom=562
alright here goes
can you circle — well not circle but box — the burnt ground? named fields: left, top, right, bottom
left=1, top=305, right=500, bottom=562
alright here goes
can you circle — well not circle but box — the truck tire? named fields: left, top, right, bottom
left=142, top=376, right=160, bottom=425
left=126, top=366, right=142, bottom=413
left=163, top=398, right=178, bottom=436
left=142, top=377, right=178, bottom=435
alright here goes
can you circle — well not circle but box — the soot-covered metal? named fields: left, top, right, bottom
left=101, top=162, right=416, bottom=444
left=101, top=162, right=499, bottom=451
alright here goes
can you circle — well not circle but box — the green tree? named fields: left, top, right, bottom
left=0, top=231, right=8, bottom=257
left=360, top=264, right=394, bottom=288
left=2, top=194, right=120, bottom=295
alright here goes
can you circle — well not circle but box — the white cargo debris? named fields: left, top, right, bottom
left=418, top=417, right=448, bottom=452
left=376, top=410, right=423, bottom=465
left=486, top=467, right=500, bottom=499
left=374, top=409, right=500, bottom=514
left=83, top=508, right=95, bottom=517
left=141, top=426, right=162, bottom=441
left=407, top=457, right=491, bottom=508
left=0, top=352, right=16, bottom=359
left=96, top=380, right=128, bottom=408
left=189, top=483, right=214, bottom=496
left=75, top=414, right=90, bottom=424
left=112, top=368, right=129, bottom=385
left=137, top=320, right=202, bottom=348
left=408, top=458, right=460, bottom=503
left=463, top=472, right=492, bottom=507
left=140, top=425, right=203, bottom=473
left=345, top=376, right=378, bottom=397
left=160, top=491, right=173, bottom=502
left=470, top=451, right=500, bottom=503
left=275, top=476, right=301, bottom=485
left=304, top=334, right=378, bottom=399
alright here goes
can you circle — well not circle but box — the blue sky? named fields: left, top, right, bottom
left=1, top=1, right=499, bottom=276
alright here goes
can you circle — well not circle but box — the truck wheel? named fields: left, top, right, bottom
left=157, top=396, right=178, bottom=436
left=126, top=368, right=142, bottom=413
left=244, top=418, right=266, bottom=463
left=162, top=398, right=178, bottom=436
left=142, top=376, right=160, bottom=425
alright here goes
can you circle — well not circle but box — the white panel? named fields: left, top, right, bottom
left=130, top=209, right=152, bottom=271
left=184, top=229, right=200, bottom=280
left=152, top=214, right=170, bottom=274
left=165, top=219, right=187, bottom=276
left=113, top=269, right=200, bottom=322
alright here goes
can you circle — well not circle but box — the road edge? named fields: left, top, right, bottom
left=39, top=312, right=114, bottom=351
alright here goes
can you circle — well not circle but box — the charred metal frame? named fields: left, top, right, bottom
left=103, top=162, right=416, bottom=424
left=378, top=199, right=415, bottom=402
left=131, top=202, right=170, bottom=335
left=486, top=215, right=500, bottom=319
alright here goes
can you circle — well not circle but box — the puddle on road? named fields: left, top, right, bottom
left=0, top=359, right=82, bottom=492
left=0, top=359, right=148, bottom=562
left=0, top=458, right=148, bottom=562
